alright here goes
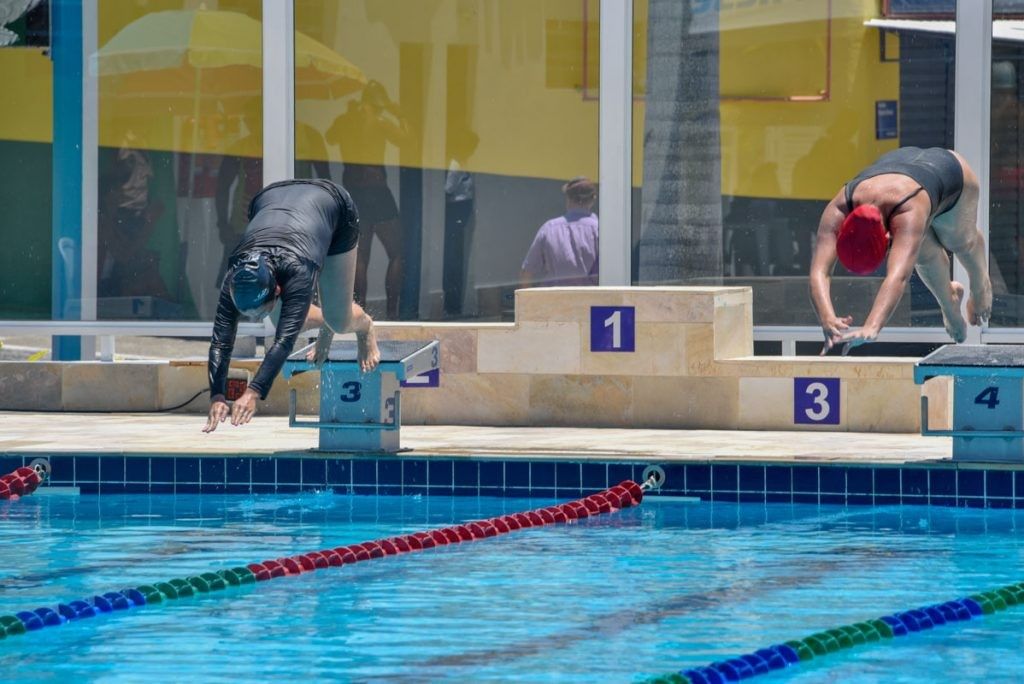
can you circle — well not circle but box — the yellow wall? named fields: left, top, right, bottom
left=1, top=0, right=898, bottom=199
left=0, top=48, right=52, bottom=143
left=718, top=0, right=900, bottom=200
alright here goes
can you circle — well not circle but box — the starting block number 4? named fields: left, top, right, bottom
left=590, top=306, right=636, bottom=352
left=794, top=378, right=840, bottom=425
left=953, top=376, right=1022, bottom=433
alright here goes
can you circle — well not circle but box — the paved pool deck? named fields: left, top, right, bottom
left=0, top=412, right=951, bottom=463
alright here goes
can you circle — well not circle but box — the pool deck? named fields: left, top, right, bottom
left=0, top=412, right=951, bottom=464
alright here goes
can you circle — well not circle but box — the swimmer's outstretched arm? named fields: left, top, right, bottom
left=809, top=197, right=853, bottom=353
left=836, top=215, right=924, bottom=353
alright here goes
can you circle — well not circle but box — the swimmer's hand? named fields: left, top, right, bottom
left=203, top=395, right=230, bottom=433
left=835, top=327, right=879, bottom=356
left=229, top=388, right=260, bottom=427
left=819, top=315, right=854, bottom=355
left=306, top=325, right=335, bottom=367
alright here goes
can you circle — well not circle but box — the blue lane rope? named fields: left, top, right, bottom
left=646, top=584, right=1024, bottom=683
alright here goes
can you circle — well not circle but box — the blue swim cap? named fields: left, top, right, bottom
left=229, top=252, right=277, bottom=313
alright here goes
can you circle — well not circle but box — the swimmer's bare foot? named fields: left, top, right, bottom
left=943, top=281, right=968, bottom=343
left=967, top=282, right=992, bottom=326
left=356, top=326, right=380, bottom=373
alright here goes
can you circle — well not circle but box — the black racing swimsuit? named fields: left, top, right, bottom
left=844, top=147, right=964, bottom=221
left=208, top=179, right=360, bottom=400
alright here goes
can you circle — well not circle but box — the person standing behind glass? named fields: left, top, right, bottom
left=520, top=177, right=599, bottom=288
left=327, top=80, right=409, bottom=319
left=98, top=129, right=169, bottom=300
left=443, top=129, right=479, bottom=318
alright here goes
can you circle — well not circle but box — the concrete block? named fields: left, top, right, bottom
left=632, top=376, right=739, bottom=429
left=846, top=378, right=920, bottom=432
left=922, top=376, right=952, bottom=431
left=0, top=362, right=62, bottom=410
left=714, top=299, right=753, bottom=359
left=717, top=357, right=915, bottom=380
left=377, top=323, right=481, bottom=374
left=515, top=287, right=626, bottom=323
left=478, top=322, right=581, bottom=374
left=157, top=364, right=209, bottom=413
left=402, top=373, right=530, bottom=425
left=738, top=377, right=793, bottom=430
left=622, top=287, right=725, bottom=323
left=62, top=362, right=160, bottom=412
left=528, top=375, right=632, bottom=427
left=580, top=322, right=688, bottom=376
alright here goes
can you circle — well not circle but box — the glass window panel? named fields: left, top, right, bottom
left=991, top=1, right=1024, bottom=326
left=0, top=5, right=52, bottom=320
left=96, top=0, right=262, bottom=321
left=295, top=0, right=600, bottom=322
left=632, top=0, right=957, bottom=332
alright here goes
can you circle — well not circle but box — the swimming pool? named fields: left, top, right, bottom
left=2, top=492, right=1024, bottom=682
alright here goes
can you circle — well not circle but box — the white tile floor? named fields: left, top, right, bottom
left=0, top=413, right=951, bottom=463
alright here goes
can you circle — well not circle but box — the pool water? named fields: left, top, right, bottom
left=2, top=492, right=1024, bottom=682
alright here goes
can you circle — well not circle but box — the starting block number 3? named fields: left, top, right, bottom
left=794, top=378, right=840, bottom=425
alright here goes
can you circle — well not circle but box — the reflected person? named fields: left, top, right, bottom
left=98, top=129, right=170, bottom=301
left=443, top=129, right=479, bottom=317
left=326, top=81, right=410, bottom=318
left=520, top=177, right=599, bottom=288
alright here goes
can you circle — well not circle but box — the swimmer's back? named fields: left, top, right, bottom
left=845, top=147, right=963, bottom=219
left=236, top=179, right=359, bottom=267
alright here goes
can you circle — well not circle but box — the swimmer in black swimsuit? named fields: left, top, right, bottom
left=203, top=179, right=381, bottom=433
left=810, top=147, right=992, bottom=353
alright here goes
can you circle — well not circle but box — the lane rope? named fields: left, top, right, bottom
left=0, top=460, right=48, bottom=501
left=0, top=479, right=647, bottom=639
left=646, top=583, right=1024, bottom=683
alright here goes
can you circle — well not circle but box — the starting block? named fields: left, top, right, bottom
left=282, top=339, right=439, bottom=453
left=915, top=345, right=1024, bottom=462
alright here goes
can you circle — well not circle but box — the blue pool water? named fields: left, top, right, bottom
left=2, top=493, right=1024, bottom=682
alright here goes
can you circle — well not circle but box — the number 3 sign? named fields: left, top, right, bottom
left=590, top=306, right=635, bottom=352
left=794, top=378, right=840, bottom=425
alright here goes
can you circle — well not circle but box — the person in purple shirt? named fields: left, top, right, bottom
left=520, top=177, right=599, bottom=288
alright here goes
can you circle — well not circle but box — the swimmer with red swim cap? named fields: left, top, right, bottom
left=810, top=147, right=992, bottom=354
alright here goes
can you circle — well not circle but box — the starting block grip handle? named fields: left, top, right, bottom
left=288, top=389, right=401, bottom=432
left=920, top=395, right=1024, bottom=438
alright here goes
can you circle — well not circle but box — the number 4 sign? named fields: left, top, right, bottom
left=590, top=306, right=635, bottom=352
left=794, top=377, right=840, bottom=425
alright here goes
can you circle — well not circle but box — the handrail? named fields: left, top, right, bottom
left=0, top=320, right=272, bottom=337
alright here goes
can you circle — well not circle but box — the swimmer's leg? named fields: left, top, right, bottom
left=319, top=245, right=380, bottom=372
left=935, top=152, right=992, bottom=324
left=915, top=228, right=967, bottom=343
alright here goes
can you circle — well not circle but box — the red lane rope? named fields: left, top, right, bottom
left=0, top=466, right=45, bottom=501
left=243, top=480, right=646, bottom=580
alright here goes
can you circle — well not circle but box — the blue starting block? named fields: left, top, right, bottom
left=282, top=339, right=439, bottom=453
left=915, top=345, right=1024, bottom=462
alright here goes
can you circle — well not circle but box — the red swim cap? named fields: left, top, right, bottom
left=836, top=205, right=889, bottom=275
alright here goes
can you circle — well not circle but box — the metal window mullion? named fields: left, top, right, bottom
left=954, top=0, right=992, bottom=343
left=81, top=0, right=98, bottom=359
left=599, top=0, right=632, bottom=286
left=262, top=0, right=295, bottom=186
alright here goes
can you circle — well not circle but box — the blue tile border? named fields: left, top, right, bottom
left=9, top=454, right=1024, bottom=509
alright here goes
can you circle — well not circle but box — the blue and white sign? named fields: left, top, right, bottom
left=794, top=378, right=840, bottom=425
left=590, top=306, right=635, bottom=352
left=876, top=100, right=897, bottom=140
left=401, top=369, right=440, bottom=388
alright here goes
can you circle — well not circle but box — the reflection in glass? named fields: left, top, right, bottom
left=0, top=28, right=52, bottom=320
left=631, top=1, right=958, bottom=328
left=990, top=1, right=1024, bottom=326
left=295, top=0, right=600, bottom=322
left=95, top=2, right=264, bottom=320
